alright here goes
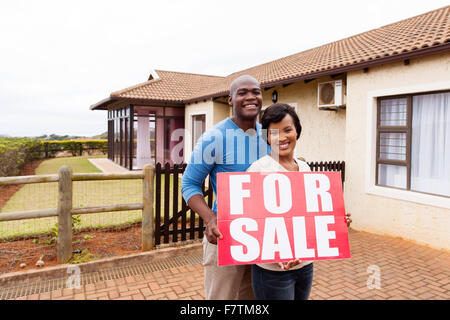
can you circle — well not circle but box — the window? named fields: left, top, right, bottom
left=376, top=91, right=450, bottom=197
left=192, top=114, right=206, bottom=150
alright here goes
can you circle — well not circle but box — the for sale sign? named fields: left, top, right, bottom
left=217, top=171, right=351, bottom=266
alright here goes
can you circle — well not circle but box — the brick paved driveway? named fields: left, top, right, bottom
left=11, top=229, right=450, bottom=300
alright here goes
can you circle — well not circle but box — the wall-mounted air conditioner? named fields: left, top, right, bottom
left=317, top=80, right=346, bottom=110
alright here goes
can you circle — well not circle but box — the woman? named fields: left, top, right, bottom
left=246, top=103, right=314, bottom=300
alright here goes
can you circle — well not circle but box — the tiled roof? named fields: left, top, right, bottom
left=192, top=5, right=450, bottom=100
left=92, top=6, right=450, bottom=109
left=110, top=70, right=224, bottom=102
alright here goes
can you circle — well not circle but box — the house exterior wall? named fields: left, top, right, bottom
left=345, top=51, right=450, bottom=250
left=184, top=100, right=232, bottom=162
left=261, top=78, right=346, bottom=162
left=213, top=101, right=231, bottom=125
left=184, top=100, right=214, bottom=161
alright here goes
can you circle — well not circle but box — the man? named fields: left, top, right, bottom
left=181, top=75, right=270, bottom=300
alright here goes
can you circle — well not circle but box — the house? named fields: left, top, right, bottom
left=91, top=6, right=450, bottom=251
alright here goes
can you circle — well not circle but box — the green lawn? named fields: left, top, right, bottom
left=34, top=155, right=105, bottom=175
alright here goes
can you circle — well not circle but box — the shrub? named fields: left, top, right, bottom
left=41, top=140, right=107, bottom=157
left=0, top=138, right=41, bottom=177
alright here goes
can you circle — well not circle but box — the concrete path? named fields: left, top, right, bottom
left=88, top=158, right=130, bottom=173
left=6, top=229, right=450, bottom=300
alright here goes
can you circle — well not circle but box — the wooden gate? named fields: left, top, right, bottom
left=154, top=161, right=345, bottom=246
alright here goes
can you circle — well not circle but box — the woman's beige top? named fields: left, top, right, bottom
left=246, top=154, right=314, bottom=272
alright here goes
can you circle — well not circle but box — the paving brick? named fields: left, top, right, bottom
left=50, top=290, right=63, bottom=299
left=39, top=292, right=51, bottom=300
left=86, top=292, right=109, bottom=300
left=27, top=293, right=40, bottom=300
left=140, top=288, right=153, bottom=296
left=132, top=293, right=145, bottom=300
left=85, top=283, right=96, bottom=292
left=120, top=290, right=140, bottom=297
left=148, top=282, right=161, bottom=291
left=125, top=276, right=136, bottom=284
left=146, top=293, right=168, bottom=300
left=74, top=293, right=86, bottom=300
left=12, top=229, right=450, bottom=302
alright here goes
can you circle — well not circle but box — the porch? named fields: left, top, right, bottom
left=107, top=104, right=185, bottom=170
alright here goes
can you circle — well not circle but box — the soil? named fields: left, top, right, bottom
left=0, top=223, right=143, bottom=275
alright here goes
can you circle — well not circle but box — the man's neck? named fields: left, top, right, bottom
left=230, top=117, right=257, bottom=132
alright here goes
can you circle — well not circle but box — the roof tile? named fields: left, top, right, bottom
left=101, top=6, right=450, bottom=105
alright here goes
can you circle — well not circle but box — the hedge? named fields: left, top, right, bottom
left=41, top=140, right=108, bottom=157
left=0, top=138, right=42, bottom=177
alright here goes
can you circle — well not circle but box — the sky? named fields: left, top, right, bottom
left=0, top=0, right=449, bottom=138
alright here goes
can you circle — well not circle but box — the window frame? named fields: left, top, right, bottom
left=375, top=90, right=449, bottom=197
left=376, top=95, right=412, bottom=190
left=191, top=113, right=206, bottom=151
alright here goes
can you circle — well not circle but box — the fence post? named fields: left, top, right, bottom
left=142, top=164, right=155, bottom=251
left=57, top=165, right=73, bottom=263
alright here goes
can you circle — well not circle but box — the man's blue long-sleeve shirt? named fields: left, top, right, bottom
left=181, top=118, right=270, bottom=213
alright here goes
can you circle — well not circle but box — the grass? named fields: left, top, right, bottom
left=0, top=156, right=189, bottom=239
left=34, top=155, right=105, bottom=175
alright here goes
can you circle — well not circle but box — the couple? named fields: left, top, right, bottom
left=181, top=75, right=313, bottom=300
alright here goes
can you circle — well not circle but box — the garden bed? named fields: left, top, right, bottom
left=0, top=223, right=143, bottom=275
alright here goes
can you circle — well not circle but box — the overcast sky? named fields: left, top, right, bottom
left=0, top=0, right=448, bottom=137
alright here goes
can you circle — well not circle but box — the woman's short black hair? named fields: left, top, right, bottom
left=261, top=103, right=302, bottom=142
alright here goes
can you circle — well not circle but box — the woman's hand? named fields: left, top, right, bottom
left=278, top=259, right=301, bottom=270
left=345, top=213, right=352, bottom=227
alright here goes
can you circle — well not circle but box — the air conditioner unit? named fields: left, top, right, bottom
left=317, top=80, right=346, bottom=110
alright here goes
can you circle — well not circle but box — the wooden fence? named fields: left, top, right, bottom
left=153, top=160, right=345, bottom=245
left=0, top=166, right=152, bottom=264
left=154, top=163, right=212, bottom=246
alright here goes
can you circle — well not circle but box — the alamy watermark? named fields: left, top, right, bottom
left=66, top=265, right=81, bottom=289
left=166, top=128, right=276, bottom=165
left=366, top=264, right=381, bottom=290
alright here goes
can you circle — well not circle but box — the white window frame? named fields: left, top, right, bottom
left=365, top=81, right=450, bottom=209
left=191, top=113, right=206, bottom=150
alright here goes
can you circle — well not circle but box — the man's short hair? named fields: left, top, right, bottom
left=229, top=75, right=260, bottom=96
left=261, top=103, right=302, bottom=142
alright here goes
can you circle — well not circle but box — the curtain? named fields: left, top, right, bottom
left=411, top=92, right=450, bottom=196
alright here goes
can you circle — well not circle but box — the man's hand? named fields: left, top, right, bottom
left=205, top=215, right=223, bottom=245
left=187, top=194, right=223, bottom=245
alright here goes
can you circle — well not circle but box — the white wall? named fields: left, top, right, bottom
left=345, top=51, right=450, bottom=250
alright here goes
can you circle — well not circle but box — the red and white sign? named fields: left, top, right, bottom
left=217, top=171, right=351, bottom=266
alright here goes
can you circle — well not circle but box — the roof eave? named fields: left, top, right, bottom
left=184, top=43, right=450, bottom=104
left=90, top=95, right=186, bottom=110
left=90, top=97, right=118, bottom=110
